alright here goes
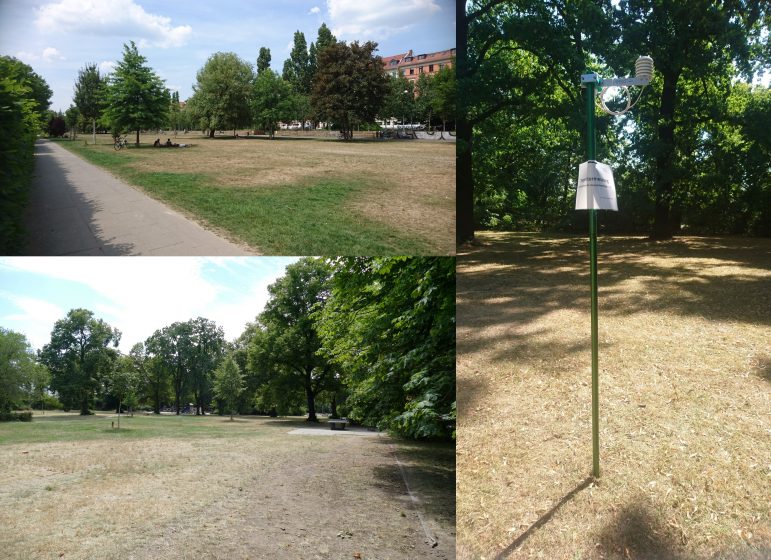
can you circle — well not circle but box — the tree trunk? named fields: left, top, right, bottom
left=651, top=69, right=680, bottom=240
left=305, top=369, right=318, bottom=422
left=330, top=393, right=338, bottom=419
left=135, top=129, right=140, bottom=146
left=154, top=387, right=160, bottom=414
left=208, top=128, right=215, bottom=138
left=92, top=118, right=96, bottom=145
left=80, top=391, right=90, bottom=415
left=117, top=398, right=121, bottom=429
left=456, top=1, right=475, bottom=245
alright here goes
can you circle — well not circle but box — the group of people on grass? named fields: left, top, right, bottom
left=153, top=138, right=189, bottom=148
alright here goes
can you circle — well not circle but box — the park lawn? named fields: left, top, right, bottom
left=0, top=413, right=455, bottom=560
left=457, top=234, right=771, bottom=560
left=53, top=133, right=455, bottom=255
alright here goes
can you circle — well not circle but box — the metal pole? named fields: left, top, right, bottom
left=586, top=79, right=600, bottom=478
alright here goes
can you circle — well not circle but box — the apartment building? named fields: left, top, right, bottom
left=382, top=47, right=455, bottom=82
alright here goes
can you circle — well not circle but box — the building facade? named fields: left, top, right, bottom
left=382, top=48, right=455, bottom=82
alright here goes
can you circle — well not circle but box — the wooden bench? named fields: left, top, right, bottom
left=328, top=418, right=349, bottom=430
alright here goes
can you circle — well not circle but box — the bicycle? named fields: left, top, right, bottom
left=113, top=135, right=129, bottom=150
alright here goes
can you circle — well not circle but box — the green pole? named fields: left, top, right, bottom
left=586, top=78, right=600, bottom=478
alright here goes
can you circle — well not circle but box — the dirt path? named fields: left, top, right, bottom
left=23, top=140, right=254, bottom=255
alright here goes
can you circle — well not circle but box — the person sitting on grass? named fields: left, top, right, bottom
left=153, top=138, right=161, bottom=147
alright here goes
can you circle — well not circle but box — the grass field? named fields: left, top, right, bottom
left=0, top=412, right=455, bottom=560
left=457, top=233, right=771, bottom=559
left=53, top=132, right=455, bottom=255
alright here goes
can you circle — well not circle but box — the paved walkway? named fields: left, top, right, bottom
left=23, top=140, right=255, bottom=255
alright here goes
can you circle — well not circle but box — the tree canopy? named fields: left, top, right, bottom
left=40, top=309, right=121, bottom=415
left=103, top=41, right=169, bottom=145
left=460, top=0, right=771, bottom=240
left=189, top=52, right=254, bottom=137
left=73, top=63, right=106, bottom=144
left=311, top=41, right=389, bottom=140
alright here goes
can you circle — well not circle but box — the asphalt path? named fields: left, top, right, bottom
left=23, top=139, right=255, bottom=255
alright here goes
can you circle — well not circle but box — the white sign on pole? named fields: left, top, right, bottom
left=576, top=160, right=618, bottom=211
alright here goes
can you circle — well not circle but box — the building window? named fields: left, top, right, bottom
left=439, top=63, right=445, bottom=69
left=429, top=64, right=434, bottom=72
left=390, top=60, right=398, bottom=66
left=409, top=68, right=414, bottom=75
left=419, top=66, right=423, bottom=73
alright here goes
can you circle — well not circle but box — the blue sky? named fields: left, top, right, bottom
left=0, top=0, right=456, bottom=112
left=0, top=257, right=299, bottom=353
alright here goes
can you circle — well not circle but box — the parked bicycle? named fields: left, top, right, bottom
left=113, top=135, right=129, bottom=150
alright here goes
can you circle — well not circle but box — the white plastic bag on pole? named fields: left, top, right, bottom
left=576, top=161, right=618, bottom=211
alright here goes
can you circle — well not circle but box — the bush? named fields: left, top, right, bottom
left=0, top=411, right=33, bottom=422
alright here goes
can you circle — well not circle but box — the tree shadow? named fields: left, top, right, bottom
left=595, top=498, right=689, bottom=560
left=369, top=439, right=455, bottom=523
left=494, top=476, right=593, bottom=559
left=23, top=141, right=136, bottom=255
left=458, top=233, right=771, bottom=368
left=753, top=355, right=771, bottom=383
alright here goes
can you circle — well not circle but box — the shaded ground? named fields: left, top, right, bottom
left=0, top=413, right=455, bottom=560
left=457, top=233, right=771, bottom=559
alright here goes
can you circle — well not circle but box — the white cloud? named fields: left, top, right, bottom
left=98, top=60, right=116, bottom=74
left=326, top=0, right=441, bottom=40
left=14, top=47, right=65, bottom=63
left=42, top=47, right=65, bottom=61
left=35, top=0, right=192, bottom=48
left=309, top=6, right=321, bottom=14
left=0, top=292, right=65, bottom=352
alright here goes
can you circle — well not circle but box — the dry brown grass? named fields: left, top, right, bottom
left=457, top=233, right=771, bottom=560
left=100, top=132, right=455, bottom=254
left=0, top=415, right=455, bottom=560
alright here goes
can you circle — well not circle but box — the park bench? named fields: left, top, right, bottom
left=328, top=418, right=349, bottom=430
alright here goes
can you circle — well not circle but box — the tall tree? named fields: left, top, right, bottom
left=73, top=63, right=106, bottom=145
left=613, top=0, right=768, bottom=239
left=283, top=31, right=312, bottom=93
left=187, top=317, right=225, bottom=416
left=309, top=23, right=338, bottom=83
left=0, top=328, right=39, bottom=412
left=317, top=257, right=456, bottom=440
left=248, top=258, right=333, bottom=422
left=145, top=322, right=192, bottom=415
left=311, top=41, right=389, bottom=140
left=257, top=47, right=272, bottom=74
left=190, top=52, right=254, bottom=137
left=40, top=309, right=121, bottom=415
left=213, top=355, right=244, bottom=421
left=105, top=356, right=140, bottom=428
left=104, top=41, right=169, bottom=145
left=251, top=69, right=294, bottom=138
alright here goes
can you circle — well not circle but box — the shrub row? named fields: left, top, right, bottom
left=0, top=411, right=33, bottom=422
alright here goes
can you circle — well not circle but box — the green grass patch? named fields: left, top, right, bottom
left=0, top=413, right=268, bottom=445
left=54, top=140, right=430, bottom=254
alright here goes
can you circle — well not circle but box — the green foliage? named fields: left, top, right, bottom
left=39, top=309, right=120, bottom=415
left=311, top=41, right=389, bottom=139
left=189, top=52, right=254, bottom=136
left=466, top=0, right=770, bottom=237
left=47, top=112, right=66, bottom=137
left=64, top=105, right=81, bottom=138
left=316, top=257, right=456, bottom=440
left=0, top=410, right=32, bottom=422
left=282, top=31, right=312, bottom=94
left=73, top=63, right=106, bottom=144
left=103, top=42, right=170, bottom=144
left=257, top=47, right=272, bottom=74
left=251, top=70, right=293, bottom=137
left=0, top=56, right=49, bottom=253
left=247, top=258, right=334, bottom=422
left=0, top=328, right=40, bottom=412
left=381, top=76, right=416, bottom=123
left=213, top=355, right=244, bottom=419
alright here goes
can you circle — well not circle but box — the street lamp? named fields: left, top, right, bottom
left=578, top=55, right=654, bottom=479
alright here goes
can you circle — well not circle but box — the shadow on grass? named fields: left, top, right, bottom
left=753, top=355, right=771, bottom=383
left=595, top=499, right=688, bottom=560
left=458, top=233, right=771, bottom=366
left=494, top=476, right=593, bottom=559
